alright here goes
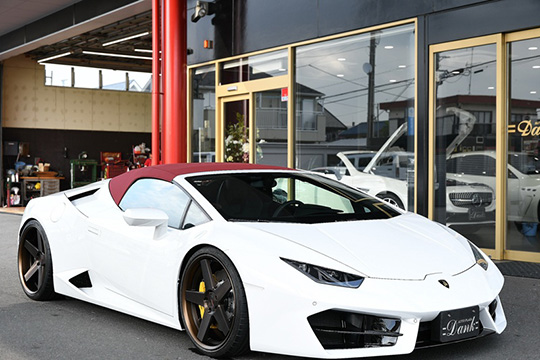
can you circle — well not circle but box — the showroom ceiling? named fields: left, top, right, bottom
left=0, top=0, right=153, bottom=72
left=26, top=11, right=153, bottom=72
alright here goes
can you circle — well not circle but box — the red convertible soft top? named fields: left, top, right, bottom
left=109, top=162, right=291, bottom=205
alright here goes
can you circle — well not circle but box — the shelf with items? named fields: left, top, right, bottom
left=21, top=177, right=63, bottom=205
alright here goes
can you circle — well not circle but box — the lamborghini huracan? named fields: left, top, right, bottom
left=18, top=162, right=506, bottom=358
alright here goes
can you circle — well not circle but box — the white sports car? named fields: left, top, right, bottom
left=17, top=163, right=506, bottom=359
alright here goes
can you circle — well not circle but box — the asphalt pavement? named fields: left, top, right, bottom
left=1, top=212, right=539, bottom=360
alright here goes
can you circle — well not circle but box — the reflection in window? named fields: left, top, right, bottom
left=255, top=89, right=288, bottom=166
left=507, top=37, right=540, bottom=254
left=295, top=23, right=415, bottom=210
left=119, top=179, right=190, bottom=229
left=191, top=65, right=216, bottom=162
left=434, top=43, right=497, bottom=249
left=220, top=49, right=288, bottom=84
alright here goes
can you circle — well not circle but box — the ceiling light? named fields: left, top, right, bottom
left=82, top=50, right=152, bottom=60
left=102, top=31, right=150, bottom=47
left=529, top=47, right=538, bottom=50
left=531, top=90, right=537, bottom=94
left=533, top=65, right=540, bottom=69
left=488, top=86, right=495, bottom=90
left=37, top=51, right=72, bottom=63
left=389, top=79, right=397, bottom=83
left=398, top=65, right=406, bottom=68
left=134, top=48, right=153, bottom=53
left=336, top=74, right=344, bottom=77
left=384, top=45, right=394, bottom=49
left=337, top=57, right=346, bottom=61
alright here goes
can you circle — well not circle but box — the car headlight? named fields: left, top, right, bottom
left=281, top=258, right=364, bottom=288
left=469, top=241, right=488, bottom=271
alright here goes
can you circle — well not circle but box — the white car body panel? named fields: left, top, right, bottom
left=19, top=167, right=507, bottom=359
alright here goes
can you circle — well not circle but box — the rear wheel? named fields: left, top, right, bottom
left=17, top=220, right=56, bottom=301
left=180, top=247, right=249, bottom=358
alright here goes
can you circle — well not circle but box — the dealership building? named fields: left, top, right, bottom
left=1, top=0, right=540, bottom=263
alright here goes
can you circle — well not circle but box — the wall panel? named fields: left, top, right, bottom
left=2, top=55, right=151, bottom=133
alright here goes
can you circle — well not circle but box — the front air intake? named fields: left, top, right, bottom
left=308, top=310, right=402, bottom=349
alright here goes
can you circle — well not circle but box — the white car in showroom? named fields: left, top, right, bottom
left=327, top=151, right=495, bottom=226
left=448, top=151, right=540, bottom=223
left=18, top=162, right=505, bottom=359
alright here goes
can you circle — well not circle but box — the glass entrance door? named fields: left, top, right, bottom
left=506, top=31, right=540, bottom=259
left=430, top=37, right=500, bottom=257
left=218, top=88, right=289, bottom=166
left=221, top=95, right=250, bottom=163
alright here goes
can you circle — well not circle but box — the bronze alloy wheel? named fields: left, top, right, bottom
left=180, top=247, right=249, bottom=358
left=18, top=220, right=56, bottom=301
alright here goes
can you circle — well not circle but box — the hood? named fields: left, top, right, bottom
left=241, top=213, right=474, bottom=280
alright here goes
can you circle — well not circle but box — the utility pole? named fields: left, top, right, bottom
left=366, top=31, right=379, bottom=149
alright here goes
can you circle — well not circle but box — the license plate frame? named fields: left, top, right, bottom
left=433, top=306, right=480, bottom=342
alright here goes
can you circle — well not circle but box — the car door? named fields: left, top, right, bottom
left=87, top=178, right=208, bottom=316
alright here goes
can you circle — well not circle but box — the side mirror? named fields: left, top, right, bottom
left=123, top=208, right=169, bottom=239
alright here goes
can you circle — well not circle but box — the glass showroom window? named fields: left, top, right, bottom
left=220, top=49, right=288, bottom=85
left=44, top=64, right=72, bottom=87
left=128, top=71, right=151, bottom=92
left=295, top=23, right=415, bottom=211
left=73, top=65, right=100, bottom=89
left=101, top=68, right=127, bottom=91
left=191, top=65, right=216, bottom=162
left=254, top=89, right=288, bottom=166
left=433, top=43, right=497, bottom=250
left=506, top=37, right=540, bottom=254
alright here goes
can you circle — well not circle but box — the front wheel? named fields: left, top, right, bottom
left=17, top=220, right=56, bottom=301
left=377, top=192, right=405, bottom=209
left=180, top=247, right=249, bottom=358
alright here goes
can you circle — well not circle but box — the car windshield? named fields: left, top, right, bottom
left=508, top=153, right=540, bottom=175
left=187, top=172, right=401, bottom=223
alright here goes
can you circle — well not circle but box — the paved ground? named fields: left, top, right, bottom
left=1, top=213, right=539, bottom=360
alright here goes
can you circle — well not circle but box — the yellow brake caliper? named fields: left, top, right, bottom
left=198, top=281, right=206, bottom=318
left=198, top=276, right=219, bottom=329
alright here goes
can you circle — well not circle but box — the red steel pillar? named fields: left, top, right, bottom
left=151, top=0, right=161, bottom=165
left=162, top=0, right=187, bottom=164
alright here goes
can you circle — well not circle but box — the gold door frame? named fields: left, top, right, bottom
left=429, top=35, right=506, bottom=261
left=503, top=28, right=540, bottom=263
left=218, top=93, right=251, bottom=163
left=217, top=74, right=288, bottom=164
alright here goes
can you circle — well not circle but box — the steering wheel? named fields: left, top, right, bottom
left=272, top=200, right=304, bottom=217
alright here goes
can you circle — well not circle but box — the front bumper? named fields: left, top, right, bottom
left=245, top=264, right=506, bottom=359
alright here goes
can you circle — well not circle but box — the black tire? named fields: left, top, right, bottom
left=17, top=220, right=56, bottom=301
left=377, top=192, right=405, bottom=209
left=180, top=247, right=249, bottom=358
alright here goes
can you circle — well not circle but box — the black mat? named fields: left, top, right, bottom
left=495, top=261, right=540, bottom=279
